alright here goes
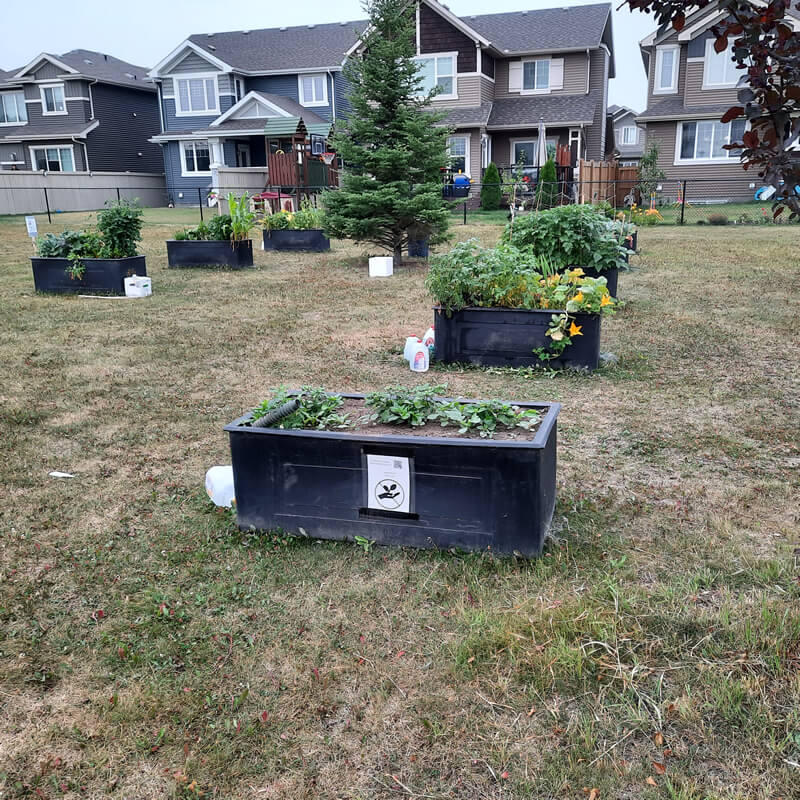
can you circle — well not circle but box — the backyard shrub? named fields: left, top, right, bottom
left=534, top=158, right=559, bottom=210
left=708, top=213, right=729, bottom=226
left=96, top=199, right=143, bottom=258
left=481, top=162, right=502, bottom=211
left=504, top=204, right=626, bottom=272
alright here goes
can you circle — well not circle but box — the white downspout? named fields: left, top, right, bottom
left=327, top=70, right=336, bottom=121
left=72, top=136, right=90, bottom=172
left=156, top=81, right=165, bottom=132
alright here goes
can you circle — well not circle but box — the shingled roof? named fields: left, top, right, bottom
left=636, top=98, right=732, bottom=122
left=187, top=21, right=367, bottom=72
left=487, top=93, right=598, bottom=129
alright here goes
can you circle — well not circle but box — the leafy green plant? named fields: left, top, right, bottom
left=708, top=213, right=729, bottom=226
left=226, top=193, right=256, bottom=242
left=262, top=201, right=324, bottom=232
left=433, top=399, right=540, bottom=437
left=534, top=158, right=559, bottom=210
left=36, top=229, right=103, bottom=279
left=637, top=142, right=666, bottom=202
left=250, top=386, right=351, bottom=430
left=96, top=199, right=143, bottom=258
left=503, top=204, right=627, bottom=273
left=364, top=384, right=447, bottom=427
left=480, top=162, right=502, bottom=211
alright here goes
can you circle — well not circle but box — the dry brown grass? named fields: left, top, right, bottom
left=1, top=210, right=799, bottom=800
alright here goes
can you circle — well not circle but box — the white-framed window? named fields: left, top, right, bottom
left=298, top=73, right=328, bottom=107
left=510, top=137, right=557, bottom=166
left=0, top=92, right=27, bottom=125
left=180, top=140, right=211, bottom=174
left=621, top=126, right=638, bottom=145
left=30, top=145, right=75, bottom=172
left=677, top=118, right=747, bottom=162
left=234, top=77, right=245, bottom=102
left=175, top=76, right=218, bottom=116
left=415, top=53, right=456, bottom=99
left=522, top=59, right=550, bottom=92
left=447, top=135, right=469, bottom=174
left=41, top=84, right=67, bottom=115
left=703, top=39, right=738, bottom=88
left=654, top=45, right=679, bottom=94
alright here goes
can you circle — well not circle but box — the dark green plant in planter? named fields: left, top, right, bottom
left=96, top=199, right=143, bottom=258
left=481, top=162, right=502, bottom=211
left=503, top=204, right=627, bottom=274
left=535, top=158, right=559, bottom=210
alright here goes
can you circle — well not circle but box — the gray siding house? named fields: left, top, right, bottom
left=607, top=105, right=645, bottom=165
left=636, top=2, right=799, bottom=199
left=149, top=1, right=616, bottom=204
left=0, top=50, right=162, bottom=173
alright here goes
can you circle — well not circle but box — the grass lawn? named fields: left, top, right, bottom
left=1, top=210, right=799, bottom=799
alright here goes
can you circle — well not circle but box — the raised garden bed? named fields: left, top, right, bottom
left=434, top=307, right=602, bottom=370
left=576, top=265, right=619, bottom=297
left=263, top=229, right=330, bottom=252
left=166, top=239, right=253, bottom=269
left=225, top=392, right=560, bottom=556
left=31, top=256, right=146, bottom=294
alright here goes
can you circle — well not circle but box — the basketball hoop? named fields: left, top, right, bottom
left=320, top=152, right=336, bottom=166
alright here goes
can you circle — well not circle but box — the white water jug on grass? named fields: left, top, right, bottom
left=206, top=465, right=235, bottom=508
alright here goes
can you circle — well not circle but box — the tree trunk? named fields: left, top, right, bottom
left=393, top=244, right=403, bottom=266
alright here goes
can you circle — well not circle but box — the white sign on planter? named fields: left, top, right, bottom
left=368, top=256, right=393, bottom=277
left=366, top=454, right=411, bottom=514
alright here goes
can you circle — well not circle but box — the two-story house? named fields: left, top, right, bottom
left=148, top=1, right=615, bottom=204
left=147, top=22, right=365, bottom=204
left=607, top=105, right=645, bottom=166
left=636, top=3, right=799, bottom=200
left=0, top=50, right=161, bottom=173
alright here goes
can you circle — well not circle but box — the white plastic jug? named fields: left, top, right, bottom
left=422, top=326, right=435, bottom=348
left=205, top=465, right=235, bottom=508
left=409, top=343, right=430, bottom=372
left=404, top=336, right=421, bottom=361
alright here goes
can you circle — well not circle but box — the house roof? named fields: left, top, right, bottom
left=438, top=104, right=494, bottom=128
left=1, top=50, right=154, bottom=91
left=468, top=3, right=612, bottom=54
left=0, top=119, right=99, bottom=142
left=185, top=21, right=367, bottom=72
left=487, top=93, right=598, bottom=129
left=637, top=98, right=731, bottom=122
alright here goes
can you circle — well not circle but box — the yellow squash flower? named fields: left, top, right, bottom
left=569, top=321, right=583, bottom=337
left=567, top=267, right=585, bottom=278
left=600, top=294, right=613, bottom=307
left=573, top=292, right=584, bottom=303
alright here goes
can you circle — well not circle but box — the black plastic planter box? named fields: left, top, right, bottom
left=577, top=265, right=619, bottom=298
left=166, top=239, right=253, bottom=269
left=225, top=394, right=560, bottom=557
left=262, top=229, right=330, bottom=252
left=434, top=307, right=602, bottom=370
left=31, top=255, right=146, bottom=294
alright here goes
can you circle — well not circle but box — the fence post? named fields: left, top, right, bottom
left=463, top=200, right=467, bottom=225
left=198, top=188, right=204, bottom=222
left=116, top=187, right=121, bottom=204
left=680, top=180, right=687, bottom=225
left=43, top=187, right=52, bottom=224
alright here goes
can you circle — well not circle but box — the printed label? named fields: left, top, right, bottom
left=366, top=454, right=411, bottom=514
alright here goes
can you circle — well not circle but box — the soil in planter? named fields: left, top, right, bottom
left=247, top=397, right=542, bottom=441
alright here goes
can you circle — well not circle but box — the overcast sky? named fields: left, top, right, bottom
left=2, top=0, right=655, bottom=111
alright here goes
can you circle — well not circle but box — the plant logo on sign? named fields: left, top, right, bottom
left=374, top=479, right=405, bottom=510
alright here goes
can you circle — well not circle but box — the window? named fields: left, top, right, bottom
left=41, top=85, right=66, bottom=114
left=175, top=77, right=218, bottom=115
left=621, top=126, right=638, bottom=145
left=522, top=59, right=550, bottom=92
left=234, top=77, right=245, bottom=102
left=415, top=54, right=456, bottom=99
left=180, top=140, right=211, bottom=174
left=31, top=146, right=75, bottom=172
left=678, top=118, right=747, bottom=161
left=703, top=39, right=738, bottom=87
left=0, top=92, right=27, bottom=124
left=298, top=74, right=328, bottom=107
left=513, top=140, right=536, bottom=166
left=448, top=136, right=468, bottom=174
left=654, top=45, right=679, bottom=94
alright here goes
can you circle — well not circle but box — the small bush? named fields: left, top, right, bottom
left=480, top=162, right=502, bottom=211
left=535, top=158, right=558, bottom=210
left=708, top=213, right=729, bottom=226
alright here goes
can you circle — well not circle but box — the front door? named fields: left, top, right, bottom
left=236, top=143, right=251, bottom=168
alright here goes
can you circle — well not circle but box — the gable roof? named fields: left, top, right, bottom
left=2, top=50, right=153, bottom=91
left=184, top=21, right=367, bottom=73
left=468, top=3, right=612, bottom=55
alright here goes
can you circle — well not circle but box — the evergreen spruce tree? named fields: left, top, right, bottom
left=322, top=0, right=451, bottom=263
left=480, top=162, right=501, bottom=211
left=535, top=158, right=559, bottom=210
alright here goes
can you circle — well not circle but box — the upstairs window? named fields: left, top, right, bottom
left=679, top=118, right=746, bottom=161
left=41, top=85, right=66, bottom=114
left=621, top=126, right=638, bottom=145
left=523, top=59, right=550, bottom=92
left=415, top=54, right=456, bottom=99
left=654, top=45, right=679, bottom=94
left=176, top=77, right=218, bottom=115
left=298, top=74, right=328, bottom=107
left=703, top=39, right=738, bottom=87
left=0, top=92, right=27, bottom=124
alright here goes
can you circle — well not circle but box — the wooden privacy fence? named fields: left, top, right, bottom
left=577, top=160, right=639, bottom=206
